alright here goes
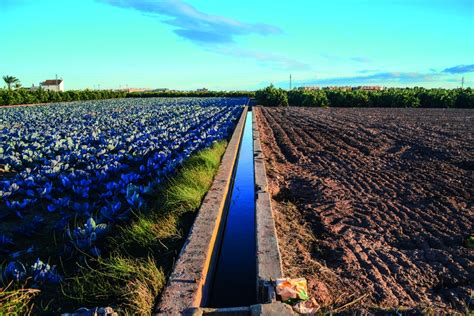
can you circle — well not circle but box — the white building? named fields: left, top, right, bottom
left=40, top=79, right=64, bottom=92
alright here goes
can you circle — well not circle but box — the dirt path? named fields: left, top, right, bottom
left=256, top=107, right=473, bottom=314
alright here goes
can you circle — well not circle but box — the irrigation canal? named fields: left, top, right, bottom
left=207, top=109, right=257, bottom=307
left=157, top=105, right=284, bottom=314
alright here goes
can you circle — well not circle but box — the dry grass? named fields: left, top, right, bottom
left=0, top=283, right=40, bottom=316
left=64, top=255, right=165, bottom=315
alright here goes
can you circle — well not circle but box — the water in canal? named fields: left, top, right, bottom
left=207, top=111, right=257, bottom=307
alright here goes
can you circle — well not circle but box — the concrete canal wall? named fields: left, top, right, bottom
left=253, top=109, right=284, bottom=303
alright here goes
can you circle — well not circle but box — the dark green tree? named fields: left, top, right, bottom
left=255, top=85, right=289, bottom=107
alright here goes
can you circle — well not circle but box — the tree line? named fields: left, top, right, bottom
left=1, top=74, right=472, bottom=108
left=255, top=85, right=474, bottom=108
left=0, top=75, right=255, bottom=106
left=0, top=88, right=128, bottom=106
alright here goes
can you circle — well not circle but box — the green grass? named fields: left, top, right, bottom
left=116, top=214, right=180, bottom=250
left=164, top=141, right=226, bottom=213
left=61, top=141, right=227, bottom=315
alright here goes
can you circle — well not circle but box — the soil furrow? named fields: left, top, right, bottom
left=256, top=107, right=474, bottom=314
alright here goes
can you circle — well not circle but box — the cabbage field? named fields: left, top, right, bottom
left=0, top=98, right=245, bottom=292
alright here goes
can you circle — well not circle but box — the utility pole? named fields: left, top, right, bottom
left=289, top=74, right=292, bottom=90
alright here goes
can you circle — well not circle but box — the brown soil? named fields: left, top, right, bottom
left=255, top=107, right=473, bottom=314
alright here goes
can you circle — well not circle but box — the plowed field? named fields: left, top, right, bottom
left=256, top=107, right=473, bottom=314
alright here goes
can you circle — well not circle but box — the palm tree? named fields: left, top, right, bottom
left=3, top=76, right=19, bottom=90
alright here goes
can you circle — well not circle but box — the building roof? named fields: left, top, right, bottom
left=41, top=79, right=63, bottom=86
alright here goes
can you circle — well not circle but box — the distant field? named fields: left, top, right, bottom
left=256, top=107, right=473, bottom=314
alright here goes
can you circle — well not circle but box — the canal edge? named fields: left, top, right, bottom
left=156, top=106, right=249, bottom=314
left=253, top=107, right=284, bottom=303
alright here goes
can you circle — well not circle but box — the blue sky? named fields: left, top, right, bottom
left=1, top=0, right=473, bottom=90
